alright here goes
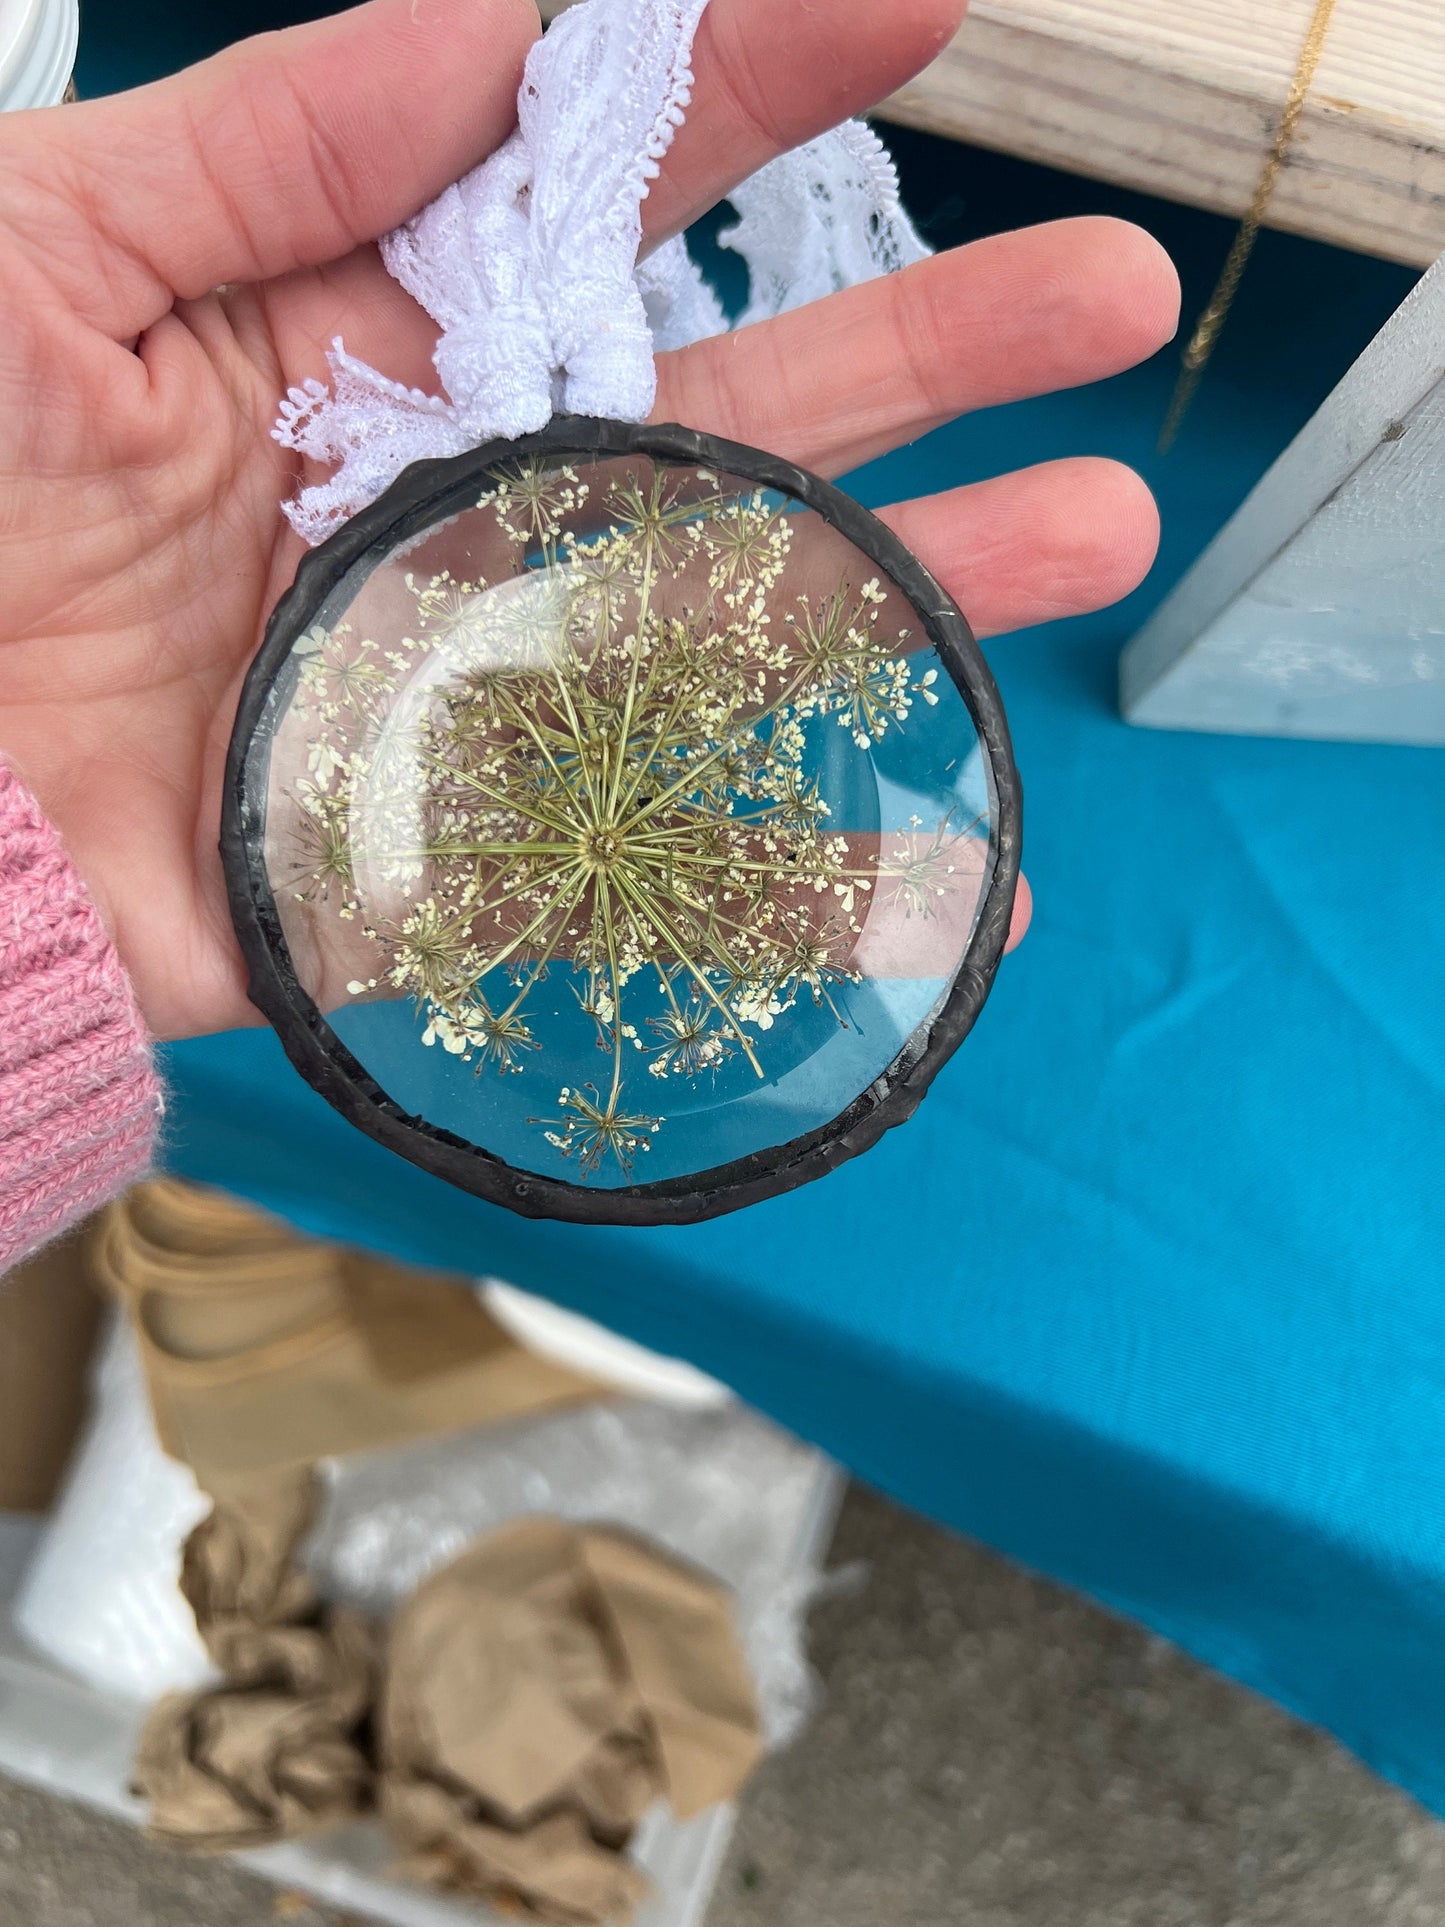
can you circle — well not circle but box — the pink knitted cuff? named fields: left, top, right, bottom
left=0, top=762, right=162, bottom=1272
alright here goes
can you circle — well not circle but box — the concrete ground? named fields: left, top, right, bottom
left=5, top=1484, right=1445, bottom=1927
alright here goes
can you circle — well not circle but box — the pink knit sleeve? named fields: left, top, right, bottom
left=0, top=762, right=162, bottom=1271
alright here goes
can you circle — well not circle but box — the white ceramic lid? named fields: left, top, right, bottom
left=481, top=1279, right=734, bottom=1409
left=0, top=0, right=78, bottom=111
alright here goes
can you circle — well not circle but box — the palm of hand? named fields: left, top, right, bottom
left=0, top=0, right=1177, bottom=1043
left=2, top=275, right=281, bottom=1038
left=1, top=245, right=429, bottom=1040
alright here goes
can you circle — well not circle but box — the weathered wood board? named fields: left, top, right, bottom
left=883, top=0, right=1445, bottom=268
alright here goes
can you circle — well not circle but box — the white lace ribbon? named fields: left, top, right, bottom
left=274, top=0, right=930, bottom=546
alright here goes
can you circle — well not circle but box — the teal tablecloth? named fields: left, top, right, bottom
left=77, top=2, right=1445, bottom=1816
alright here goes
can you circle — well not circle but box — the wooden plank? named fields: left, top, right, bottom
left=542, top=0, right=1445, bottom=266
left=1119, top=256, right=1445, bottom=743
left=881, top=0, right=1445, bottom=267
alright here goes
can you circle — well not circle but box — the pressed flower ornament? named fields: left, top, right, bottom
left=222, top=0, right=1021, bottom=1225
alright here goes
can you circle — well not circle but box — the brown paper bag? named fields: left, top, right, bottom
left=0, top=1224, right=103, bottom=1510
left=96, top=1180, right=601, bottom=1484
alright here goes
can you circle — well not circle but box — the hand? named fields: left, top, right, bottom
left=0, top=0, right=1178, bottom=1041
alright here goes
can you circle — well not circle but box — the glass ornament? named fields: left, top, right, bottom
left=222, top=420, right=1021, bottom=1224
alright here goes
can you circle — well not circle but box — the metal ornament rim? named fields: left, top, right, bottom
left=221, top=416, right=1023, bottom=1226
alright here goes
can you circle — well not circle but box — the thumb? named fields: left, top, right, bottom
left=7, top=0, right=538, bottom=340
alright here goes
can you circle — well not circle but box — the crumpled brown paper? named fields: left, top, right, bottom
left=135, top=1495, right=764, bottom=1919
left=379, top=1517, right=763, bottom=1924
left=116, top=1182, right=764, bottom=1914
left=132, top=1467, right=377, bottom=1853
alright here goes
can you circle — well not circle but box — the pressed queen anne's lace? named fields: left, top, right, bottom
left=281, top=458, right=976, bottom=1182
left=272, top=0, right=930, bottom=545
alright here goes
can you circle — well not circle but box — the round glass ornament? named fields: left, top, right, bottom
left=223, top=420, right=1022, bottom=1225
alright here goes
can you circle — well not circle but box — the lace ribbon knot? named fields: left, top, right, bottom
left=274, top=0, right=930, bottom=546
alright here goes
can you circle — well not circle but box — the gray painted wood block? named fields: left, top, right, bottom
left=1120, top=258, right=1445, bottom=745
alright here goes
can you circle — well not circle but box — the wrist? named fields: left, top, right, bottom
left=0, top=760, right=162, bottom=1268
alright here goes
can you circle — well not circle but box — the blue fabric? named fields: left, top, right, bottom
left=75, top=2, right=1444, bottom=1813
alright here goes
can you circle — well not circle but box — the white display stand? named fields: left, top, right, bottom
left=1121, top=253, right=1445, bottom=746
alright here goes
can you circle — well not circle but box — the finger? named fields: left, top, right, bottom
left=881, top=457, right=1151, bottom=964
left=879, top=457, right=1161, bottom=639
left=1006, top=876, right=1032, bottom=953
left=655, top=216, right=1180, bottom=472
left=643, top=0, right=966, bottom=244
left=258, top=244, right=446, bottom=414
left=10, top=0, right=539, bottom=339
